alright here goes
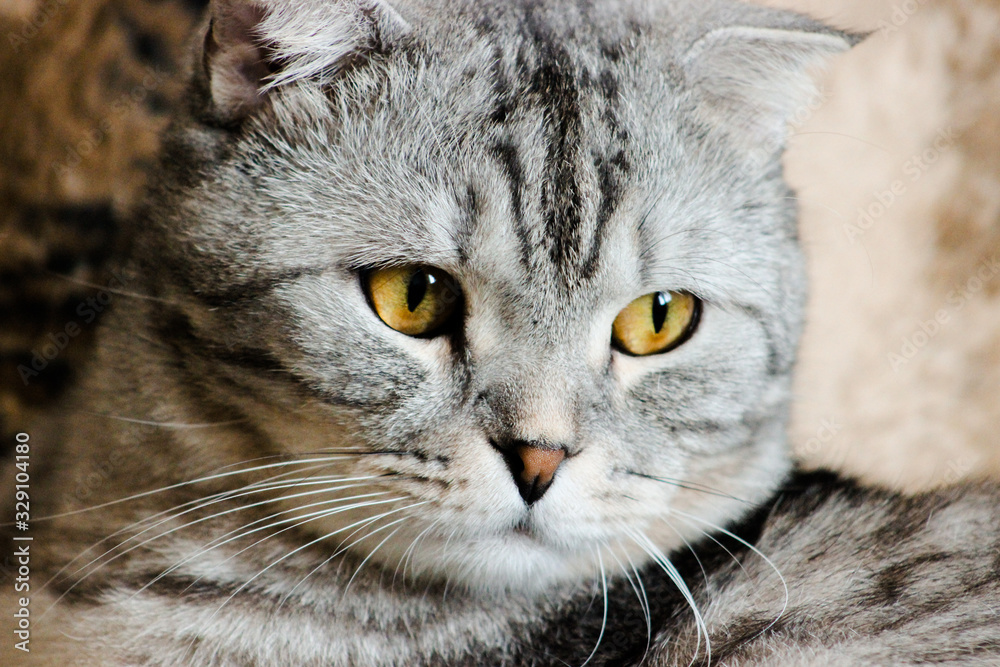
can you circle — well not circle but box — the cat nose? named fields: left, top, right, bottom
left=491, top=439, right=566, bottom=505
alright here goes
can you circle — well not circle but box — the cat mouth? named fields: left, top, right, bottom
left=512, top=515, right=540, bottom=538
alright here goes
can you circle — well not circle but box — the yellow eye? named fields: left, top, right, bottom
left=364, top=265, right=460, bottom=337
left=611, top=291, right=700, bottom=356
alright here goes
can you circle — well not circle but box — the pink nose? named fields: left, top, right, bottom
left=493, top=441, right=566, bottom=505
left=517, top=444, right=565, bottom=492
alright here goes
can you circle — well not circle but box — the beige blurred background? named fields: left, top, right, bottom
left=758, top=0, right=1000, bottom=489
left=2, top=0, right=999, bottom=490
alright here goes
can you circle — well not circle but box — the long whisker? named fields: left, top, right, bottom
left=55, top=475, right=381, bottom=583
left=392, top=519, right=440, bottom=588
left=606, top=541, right=652, bottom=657
left=30, top=455, right=371, bottom=523
left=275, top=513, right=411, bottom=609
left=193, top=501, right=429, bottom=633
left=166, top=498, right=415, bottom=604
left=579, top=545, right=609, bottom=667
left=206, top=448, right=371, bottom=474
left=626, top=551, right=653, bottom=658
left=39, top=486, right=391, bottom=621
left=169, top=498, right=415, bottom=656
left=140, top=492, right=400, bottom=596
left=340, top=518, right=411, bottom=597
left=42, top=463, right=369, bottom=586
left=628, top=529, right=710, bottom=667
left=662, top=518, right=711, bottom=588
left=437, top=525, right=461, bottom=603
left=41, top=269, right=178, bottom=304
left=625, top=471, right=752, bottom=504
left=675, top=517, right=753, bottom=583
left=75, top=411, right=249, bottom=429
left=671, top=509, right=788, bottom=639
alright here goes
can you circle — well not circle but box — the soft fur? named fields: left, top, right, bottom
left=2, top=1, right=999, bottom=666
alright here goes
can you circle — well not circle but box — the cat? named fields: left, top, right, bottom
left=4, top=0, right=999, bottom=665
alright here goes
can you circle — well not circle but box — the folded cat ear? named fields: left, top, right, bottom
left=201, top=0, right=410, bottom=124
left=682, top=24, right=860, bottom=152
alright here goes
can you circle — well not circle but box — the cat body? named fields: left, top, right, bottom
left=6, top=0, right=1000, bottom=664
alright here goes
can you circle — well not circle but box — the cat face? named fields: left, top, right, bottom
left=143, top=0, right=850, bottom=595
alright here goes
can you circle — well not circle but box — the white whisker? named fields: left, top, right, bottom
left=41, top=269, right=177, bottom=304
left=663, top=519, right=711, bottom=587
left=139, top=493, right=402, bottom=596
left=579, top=545, right=609, bottom=667
left=39, top=484, right=390, bottom=620
left=77, top=412, right=249, bottom=429
left=33, top=456, right=369, bottom=523
left=43, top=465, right=373, bottom=588
left=189, top=500, right=429, bottom=641
left=392, top=519, right=439, bottom=589
left=628, top=529, right=710, bottom=667
left=671, top=509, right=788, bottom=639
left=675, top=517, right=753, bottom=583
left=61, top=477, right=383, bottom=582
left=341, top=519, right=410, bottom=596
left=276, top=512, right=412, bottom=608
left=607, top=542, right=652, bottom=658
left=627, top=472, right=752, bottom=505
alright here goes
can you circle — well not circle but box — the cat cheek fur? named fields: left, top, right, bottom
left=20, top=1, right=880, bottom=665
left=156, top=0, right=851, bottom=596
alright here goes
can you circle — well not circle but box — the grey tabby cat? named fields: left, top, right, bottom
left=7, top=0, right=1000, bottom=664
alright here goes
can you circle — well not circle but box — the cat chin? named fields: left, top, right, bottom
left=396, top=532, right=615, bottom=598
left=357, top=518, right=699, bottom=599
left=364, top=461, right=792, bottom=598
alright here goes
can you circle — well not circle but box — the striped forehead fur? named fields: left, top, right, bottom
left=146, top=0, right=848, bottom=597
left=12, top=2, right=908, bottom=666
left=185, top=0, right=844, bottom=301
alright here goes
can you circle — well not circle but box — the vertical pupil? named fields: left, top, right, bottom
left=407, top=270, right=429, bottom=312
left=652, top=292, right=670, bottom=333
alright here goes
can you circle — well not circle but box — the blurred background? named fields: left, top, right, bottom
left=1, top=0, right=998, bottom=490
left=762, top=0, right=1000, bottom=489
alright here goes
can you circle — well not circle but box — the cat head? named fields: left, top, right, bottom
left=138, top=0, right=854, bottom=595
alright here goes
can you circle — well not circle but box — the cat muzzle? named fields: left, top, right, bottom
left=491, top=439, right=567, bottom=505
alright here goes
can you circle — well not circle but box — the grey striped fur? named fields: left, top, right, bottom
left=10, top=0, right=1000, bottom=665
